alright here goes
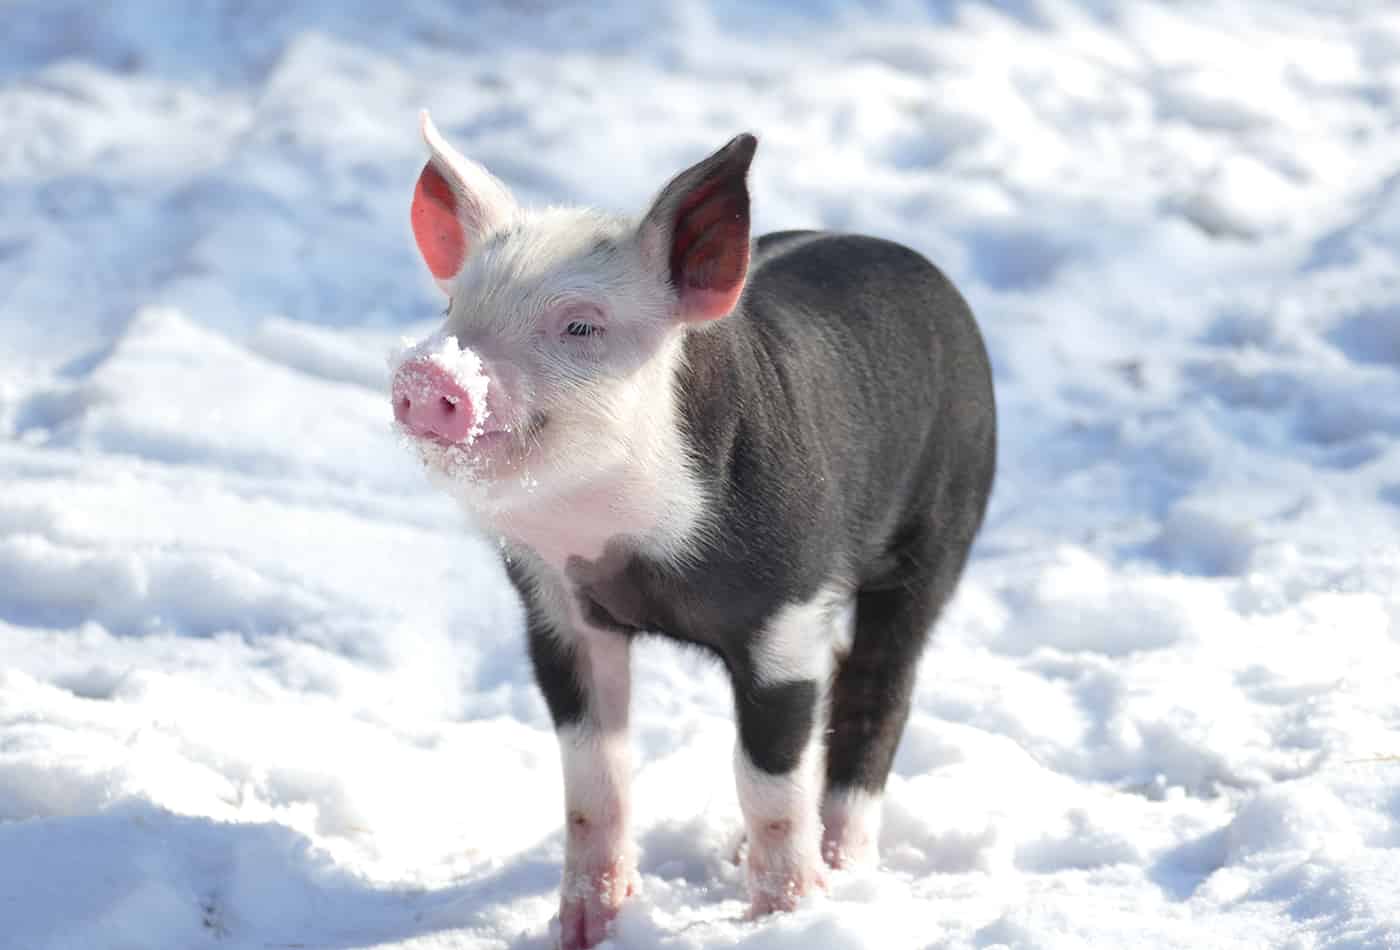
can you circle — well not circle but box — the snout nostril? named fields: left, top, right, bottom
left=393, top=359, right=476, bottom=440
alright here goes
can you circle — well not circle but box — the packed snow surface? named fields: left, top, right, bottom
left=2, top=2, right=1399, bottom=948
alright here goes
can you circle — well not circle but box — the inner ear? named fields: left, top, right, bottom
left=644, top=134, right=758, bottom=322
left=412, top=161, right=467, bottom=282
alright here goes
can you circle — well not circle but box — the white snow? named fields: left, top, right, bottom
left=2, top=2, right=1399, bottom=948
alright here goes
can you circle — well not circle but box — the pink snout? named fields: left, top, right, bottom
left=392, top=358, right=479, bottom=443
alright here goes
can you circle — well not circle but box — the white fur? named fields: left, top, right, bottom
left=735, top=724, right=826, bottom=911
left=556, top=628, right=632, bottom=870
left=750, top=584, right=853, bottom=687
left=560, top=723, right=632, bottom=864
left=466, top=329, right=710, bottom=570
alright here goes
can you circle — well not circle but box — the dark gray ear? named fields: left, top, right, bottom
left=640, top=134, right=758, bottom=322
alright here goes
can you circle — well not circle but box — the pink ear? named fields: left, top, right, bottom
left=412, top=161, right=467, bottom=282
left=408, top=111, right=518, bottom=292
left=645, top=134, right=757, bottom=322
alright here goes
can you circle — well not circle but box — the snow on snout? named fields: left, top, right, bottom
left=388, top=333, right=491, bottom=443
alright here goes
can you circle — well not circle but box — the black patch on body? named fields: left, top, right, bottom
left=512, top=231, right=997, bottom=787
left=735, top=679, right=818, bottom=775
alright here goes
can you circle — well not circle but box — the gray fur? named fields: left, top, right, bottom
left=523, top=228, right=997, bottom=786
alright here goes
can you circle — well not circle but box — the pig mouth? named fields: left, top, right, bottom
left=411, top=411, right=548, bottom=460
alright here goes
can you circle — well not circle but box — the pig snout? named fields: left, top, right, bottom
left=392, top=358, right=480, bottom=443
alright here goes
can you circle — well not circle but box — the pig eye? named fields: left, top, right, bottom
left=552, top=303, right=606, bottom=347
left=564, top=320, right=602, bottom=339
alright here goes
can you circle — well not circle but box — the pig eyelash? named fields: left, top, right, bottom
left=564, top=320, right=603, bottom=339
left=549, top=301, right=607, bottom=348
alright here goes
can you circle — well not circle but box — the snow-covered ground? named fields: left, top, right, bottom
left=2, top=2, right=1399, bottom=947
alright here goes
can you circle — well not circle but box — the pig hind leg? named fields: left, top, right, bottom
left=821, top=529, right=970, bottom=869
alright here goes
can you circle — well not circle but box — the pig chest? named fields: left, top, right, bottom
left=490, top=462, right=752, bottom=649
left=494, top=470, right=832, bottom=660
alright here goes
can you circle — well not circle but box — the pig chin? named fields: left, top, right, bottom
left=405, top=412, right=548, bottom=483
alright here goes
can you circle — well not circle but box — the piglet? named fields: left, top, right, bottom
left=391, top=112, right=996, bottom=949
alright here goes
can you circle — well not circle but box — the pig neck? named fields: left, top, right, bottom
left=483, top=329, right=712, bottom=573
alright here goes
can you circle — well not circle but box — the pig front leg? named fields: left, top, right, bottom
left=528, top=621, right=637, bottom=950
left=731, top=598, right=838, bottom=915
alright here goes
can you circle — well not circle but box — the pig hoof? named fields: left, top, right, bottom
left=558, top=898, right=616, bottom=950
left=745, top=866, right=827, bottom=918
left=558, top=865, right=638, bottom=950
left=821, top=792, right=882, bottom=870
left=820, top=825, right=879, bottom=871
